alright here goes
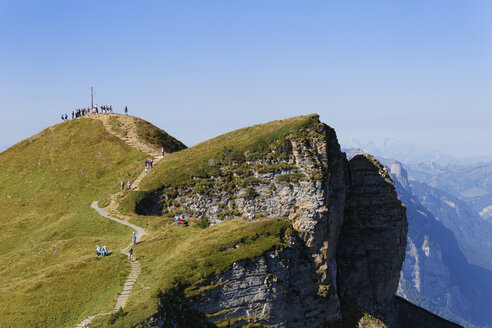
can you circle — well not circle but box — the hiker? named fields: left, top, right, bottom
left=121, top=181, right=125, bottom=190
left=124, top=106, right=128, bottom=115
left=132, top=232, right=137, bottom=245
left=145, top=167, right=148, bottom=174
left=61, top=114, right=65, bottom=121
left=96, top=245, right=108, bottom=256
left=161, top=147, right=165, bottom=157
left=128, top=247, right=133, bottom=261
left=64, top=114, right=68, bottom=120
left=150, top=159, right=153, bottom=169
left=128, top=180, right=131, bottom=190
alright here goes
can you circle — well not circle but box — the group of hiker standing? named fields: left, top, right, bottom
left=144, top=158, right=154, bottom=174
left=61, top=105, right=128, bottom=121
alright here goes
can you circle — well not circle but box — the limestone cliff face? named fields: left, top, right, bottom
left=140, top=120, right=350, bottom=322
left=191, top=234, right=332, bottom=328
left=139, top=118, right=458, bottom=327
left=336, top=154, right=408, bottom=325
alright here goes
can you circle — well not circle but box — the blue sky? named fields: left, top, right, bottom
left=1, top=1, right=491, bottom=157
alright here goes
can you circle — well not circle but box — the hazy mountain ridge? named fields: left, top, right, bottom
left=343, top=139, right=492, bottom=165
left=409, top=180, right=492, bottom=270
left=388, top=161, right=492, bottom=328
left=406, top=161, right=492, bottom=222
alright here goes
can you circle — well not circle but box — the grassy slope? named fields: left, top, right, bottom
left=90, top=216, right=292, bottom=327
left=134, top=118, right=186, bottom=153
left=107, top=115, right=187, bottom=153
left=0, top=118, right=150, bottom=327
left=137, top=114, right=319, bottom=192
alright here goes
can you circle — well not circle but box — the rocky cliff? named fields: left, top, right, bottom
left=134, top=115, right=460, bottom=327
left=336, top=154, right=407, bottom=326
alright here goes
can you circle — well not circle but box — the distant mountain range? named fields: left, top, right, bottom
left=389, top=161, right=492, bottom=328
left=343, top=138, right=492, bottom=165
left=346, top=146, right=492, bottom=327
left=405, top=161, right=492, bottom=222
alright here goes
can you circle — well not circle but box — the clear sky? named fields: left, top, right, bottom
left=1, top=0, right=491, bottom=157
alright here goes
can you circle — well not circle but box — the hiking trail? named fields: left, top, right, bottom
left=75, top=115, right=162, bottom=328
left=94, top=114, right=160, bottom=157
left=93, top=114, right=164, bottom=214
left=75, top=202, right=145, bottom=328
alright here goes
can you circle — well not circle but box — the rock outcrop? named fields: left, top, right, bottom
left=137, top=116, right=461, bottom=327
left=191, top=234, right=331, bottom=328
left=337, top=154, right=407, bottom=325
left=138, top=118, right=350, bottom=322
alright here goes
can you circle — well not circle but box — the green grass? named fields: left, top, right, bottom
left=119, top=114, right=321, bottom=215
left=138, top=114, right=320, bottom=192
left=0, top=117, right=182, bottom=327
left=90, top=216, right=293, bottom=327
left=134, top=118, right=187, bottom=152
left=107, top=115, right=187, bottom=153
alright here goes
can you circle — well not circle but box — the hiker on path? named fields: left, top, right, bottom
left=128, top=247, right=133, bottom=261
left=128, top=180, right=131, bottom=190
left=132, top=232, right=137, bottom=245
left=124, top=106, right=128, bottom=115
left=161, top=147, right=165, bottom=157
left=121, top=181, right=125, bottom=191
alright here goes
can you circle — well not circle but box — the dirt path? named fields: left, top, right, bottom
left=75, top=115, right=162, bottom=327
left=92, top=114, right=163, bottom=214
left=75, top=204, right=146, bottom=328
left=93, top=114, right=160, bottom=157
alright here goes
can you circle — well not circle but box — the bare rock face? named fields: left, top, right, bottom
left=140, top=120, right=350, bottom=321
left=190, top=234, right=333, bottom=328
left=336, top=154, right=408, bottom=324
